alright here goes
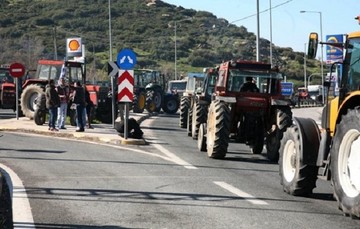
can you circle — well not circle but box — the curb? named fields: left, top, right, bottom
left=0, top=112, right=158, bottom=146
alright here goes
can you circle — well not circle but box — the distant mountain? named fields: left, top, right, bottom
left=0, top=0, right=321, bottom=86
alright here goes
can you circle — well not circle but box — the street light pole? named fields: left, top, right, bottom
left=300, top=10, right=324, bottom=104
left=304, top=43, right=307, bottom=88
left=174, top=20, right=177, bottom=80
left=256, top=0, right=260, bottom=62
left=108, top=0, right=117, bottom=128
left=269, top=0, right=273, bottom=66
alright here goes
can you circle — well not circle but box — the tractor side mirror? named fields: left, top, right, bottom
left=307, top=32, right=319, bottom=59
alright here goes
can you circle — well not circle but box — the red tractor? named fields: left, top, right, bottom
left=15, top=59, right=112, bottom=125
left=197, top=60, right=293, bottom=162
left=0, top=66, right=36, bottom=112
left=0, top=67, right=16, bottom=110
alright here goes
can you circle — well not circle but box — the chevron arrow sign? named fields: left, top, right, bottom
left=117, top=70, right=134, bottom=102
left=108, top=61, right=119, bottom=78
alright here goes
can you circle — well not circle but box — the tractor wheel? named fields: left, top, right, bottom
left=34, top=108, right=46, bottom=125
left=330, top=109, right=360, bottom=218
left=197, top=123, right=207, bottom=152
left=69, top=109, right=77, bottom=126
left=20, top=84, right=44, bottom=119
left=162, top=95, right=179, bottom=114
left=146, top=89, right=162, bottom=113
left=206, top=100, right=230, bottom=159
left=96, top=97, right=117, bottom=124
left=266, top=107, right=293, bottom=162
left=133, top=91, right=146, bottom=113
left=186, top=107, right=193, bottom=137
left=251, top=120, right=264, bottom=154
left=191, top=100, right=207, bottom=140
left=279, top=124, right=318, bottom=196
left=179, top=96, right=190, bottom=128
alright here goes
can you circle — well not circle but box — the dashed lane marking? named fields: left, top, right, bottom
left=153, top=144, right=198, bottom=169
left=214, top=181, right=268, bottom=205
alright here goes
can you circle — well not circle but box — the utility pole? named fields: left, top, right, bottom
left=304, top=43, right=307, bottom=87
left=53, top=26, right=58, bottom=60
left=256, top=0, right=260, bottom=62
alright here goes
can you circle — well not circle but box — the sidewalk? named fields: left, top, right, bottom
left=0, top=112, right=157, bottom=145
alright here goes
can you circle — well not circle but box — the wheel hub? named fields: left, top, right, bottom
left=338, top=129, right=360, bottom=198
left=283, top=139, right=296, bottom=182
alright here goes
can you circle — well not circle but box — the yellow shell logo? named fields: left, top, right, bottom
left=69, top=39, right=80, bottom=51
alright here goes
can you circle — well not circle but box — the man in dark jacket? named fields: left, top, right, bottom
left=45, top=80, right=60, bottom=131
left=72, top=81, right=86, bottom=132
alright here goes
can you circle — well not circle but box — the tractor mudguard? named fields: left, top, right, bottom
left=316, top=130, right=331, bottom=167
left=293, top=117, right=321, bottom=165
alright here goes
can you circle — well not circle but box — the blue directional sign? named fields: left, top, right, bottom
left=281, top=82, right=294, bottom=96
left=117, top=49, right=137, bottom=70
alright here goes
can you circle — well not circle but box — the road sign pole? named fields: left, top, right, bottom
left=16, top=78, right=19, bottom=120
left=124, top=103, right=129, bottom=139
left=112, top=76, right=116, bottom=128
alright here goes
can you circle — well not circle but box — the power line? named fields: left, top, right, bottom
left=230, top=0, right=294, bottom=24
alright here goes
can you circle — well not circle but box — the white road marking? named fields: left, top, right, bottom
left=153, top=144, right=198, bottom=169
left=0, top=163, right=35, bottom=228
left=214, top=181, right=268, bottom=205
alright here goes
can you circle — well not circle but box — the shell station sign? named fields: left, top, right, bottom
left=66, top=38, right=82, bottom=57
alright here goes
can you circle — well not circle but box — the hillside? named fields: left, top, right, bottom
left=0, top=0, right=322, bottom=87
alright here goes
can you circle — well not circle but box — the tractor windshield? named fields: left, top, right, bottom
left=346, top=37, right=360, bottom=91
left=227, top=69, right=282, bottom=94
left=134, top=70, right=161, bottom=87
left=170, top=81, right=187, bottom=91
left=36, top=63, right=63, bottom=80
left=0, top=69, right=13, bottom=83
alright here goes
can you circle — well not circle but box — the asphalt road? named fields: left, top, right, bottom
left=0, top=107, right=359, bottom=228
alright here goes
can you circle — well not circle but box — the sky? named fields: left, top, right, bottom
left=163, top=0, right=360, bottom=54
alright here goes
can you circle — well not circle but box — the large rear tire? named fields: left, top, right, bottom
left=206, top=100, right=230, bottom=159
left=330, top=109, right=360, bottom=218
left=279, top=122, right=318, bottom=196
left=162, top=95, right=179, bottom=114
left=20, top=84, right=44, bottom=119
left=179, top=96, right=190, bottom=128
left=186, top=107, right=193, bottom=137
left=34, top=108, right=46, bottom=125
left=133, top=91, right=146, bottom=113
left=198, top=123, right=207, bottom=152
left=251, top=119, right=264, bottom=154
left=266, top=107, right=293, bottom=162
left=146, top=89, right=162, bottom=113
left=69, top=108, right=77, bottom=126
left=191, top=100, right=207, bottom=140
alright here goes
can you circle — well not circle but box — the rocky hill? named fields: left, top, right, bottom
left=0, top=0, right=321, bottom=86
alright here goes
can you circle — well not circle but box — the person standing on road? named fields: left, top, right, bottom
left=71, top=81, right=86, bottom=132
left=85, top=87, right=94, bottom=129
left=45, top=80, right=60, bottom=131
left=56, top=77, right=69, bottom=129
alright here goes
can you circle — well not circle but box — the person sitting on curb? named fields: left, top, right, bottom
left=115, top=118, right=143, bottom=139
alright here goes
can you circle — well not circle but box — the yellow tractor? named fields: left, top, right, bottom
left=279, top=22, right=360, bottom=218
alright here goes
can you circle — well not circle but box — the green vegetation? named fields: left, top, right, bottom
left=0, top=0, right=324, bottom=88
